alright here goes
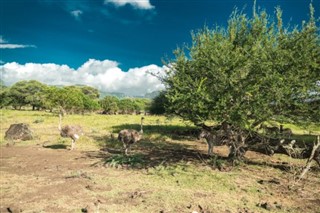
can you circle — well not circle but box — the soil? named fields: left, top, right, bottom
left=0, top=145, right=112, bottom=213
left=1, top=144, right=319, bottom=213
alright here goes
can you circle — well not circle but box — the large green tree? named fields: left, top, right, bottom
left=54, top=87, right=99, bottom=113
left=8, top=80, right=47, bottom=110
left=162, top=5, right=319, bottom=131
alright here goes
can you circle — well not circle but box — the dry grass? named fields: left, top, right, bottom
left=0, top=109, right=320, bottom=213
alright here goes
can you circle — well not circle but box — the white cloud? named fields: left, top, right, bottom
left=0, top=59, right=165, bottom=96
left=104, top=0, right=154, bottom=10
left=0, top=35, right=36, bottom=49
left=70, top=10, right=83, bottom=20
left=0, top=44, right=36, bottom=49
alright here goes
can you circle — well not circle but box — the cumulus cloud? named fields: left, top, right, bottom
left=0, top=59, right=165, bottom=96
left=104, top=0, right=154, bottom=10
left=0, top=35, right=36, bottom=49
left=70, top=10, right=83, bottom=20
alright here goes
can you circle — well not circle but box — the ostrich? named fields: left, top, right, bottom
left=58, top=114, right=83, bottom=150
left=198, top=129, right=217, bottom=155
left=198, top=129, right=231, bottom=156
left=118, top=117, right=144, bottom=155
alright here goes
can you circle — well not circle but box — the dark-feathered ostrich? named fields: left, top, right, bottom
left=118, top=117, right=144, bottom=155
left=58, top=114, right=83, bottom=150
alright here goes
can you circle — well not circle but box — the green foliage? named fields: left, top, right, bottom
left=3, top=80, right=151, bottom=114
left=42, top=86, right=59, bottom=111
left=162, top=4, right=320, bottom=129
left=42, top=85, right=99, bottom=113
left=66, top=85, right=100, bottom=100
left=105, top=154, right=145, bottom=168
left=100, top=96, right=150, bottom=114
left=82, top=93, right=100, bottom=111
left=8, top=80, right=47, bottom=110
left=118, top=98, right=139, bottom=114
left=54, top=87, right=99, bottom=113
left=149, top=91, right=168, bottom=115
left=0, top=87, right=11, bottom=108
left=134, top=98, right=151, bottom=112
left=100, top=96, right=119, bottom=114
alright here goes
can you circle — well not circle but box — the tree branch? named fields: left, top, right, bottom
left=298, top=135, right=320, bottom=181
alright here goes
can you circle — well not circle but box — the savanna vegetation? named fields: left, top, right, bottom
left=1, top=110, right=320, bottom=212
left=0, top=80, right=151, bottom=114
left=1, top=2, right=320, bottom=213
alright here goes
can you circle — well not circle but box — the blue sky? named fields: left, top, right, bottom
left=0, top=0, right=319, bottom=96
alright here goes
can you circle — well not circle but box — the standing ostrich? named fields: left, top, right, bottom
left=198, top=129, right=230, bottom=156
left=118, top=117, right=144, bottom=155
left=58, top=114, right=83, bottom=150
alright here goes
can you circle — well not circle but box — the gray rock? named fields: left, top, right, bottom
left=4, top=123, right=33, bottom=141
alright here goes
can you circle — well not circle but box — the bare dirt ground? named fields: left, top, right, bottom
left=1, top=145, right=108, bottom=212
left=1, top=142, right=320, bottom=213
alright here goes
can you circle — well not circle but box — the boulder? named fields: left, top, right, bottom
left=4, top=123, right=34, bottom=141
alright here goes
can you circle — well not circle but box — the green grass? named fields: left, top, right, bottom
left=0, top=109, right=195, bottom=147
left=1, top=109, right=320, bottom=212
left=104, top=154, right=146, bottom=168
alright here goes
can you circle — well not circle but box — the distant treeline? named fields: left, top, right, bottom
left=0, top=80, right=166, bottom=115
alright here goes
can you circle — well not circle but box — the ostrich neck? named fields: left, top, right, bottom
left=140, top=119, right=143, bottom=133
left=58, top=114, right=62, bottom=131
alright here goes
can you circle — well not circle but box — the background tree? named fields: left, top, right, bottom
left=8, top=80, right=47, bottom=110
left=82, top=93, right=100, bottom=112
left=67, top=85, right=100, bottom=100
left=50, top=86, right=99, bottom=114
left=149, top=91, right=168, bottom=115
left=0, top=85, right=11, bottom=108
left=100, top=96, right=119, bottom=114
left=42, top=86, right=60, bottom=112
left=118, top=98, right=139, bottom=114
left=134, top=98, right=151, bottom=114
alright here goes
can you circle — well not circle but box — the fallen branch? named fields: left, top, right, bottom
left=243, top=133, right=320, bottom=166
left=298, top=135, right=320, bottom=181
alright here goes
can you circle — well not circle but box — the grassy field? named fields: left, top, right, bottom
left=0, top=109, right=319, bottom=213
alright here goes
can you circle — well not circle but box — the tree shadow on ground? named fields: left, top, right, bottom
left=85, top=128, right=320, bottom=172
left=111, top=124, right=200, bottom=141
left=43, top=144, right=68, bottom=150
left=85, top=131, right=219, bottom=169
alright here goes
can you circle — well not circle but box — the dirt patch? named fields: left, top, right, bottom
left=1, top=144, right=320, bottom=212
left=1, top=146, right=88, bottom=211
